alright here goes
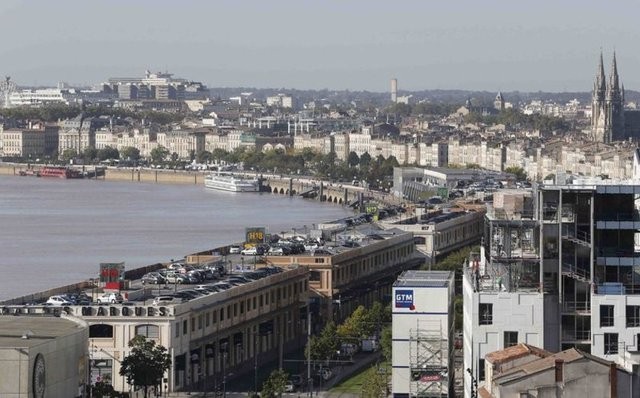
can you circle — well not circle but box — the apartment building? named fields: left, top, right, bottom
left=0, top=125, right=59, bottom=158
left=463, top=179, right=640, bottom=397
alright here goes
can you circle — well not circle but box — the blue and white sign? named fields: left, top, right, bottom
left=395, top=289, right=414, bottom=308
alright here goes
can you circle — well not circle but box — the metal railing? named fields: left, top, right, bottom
left=561, top=330, right=591, bottom=341
left=561, top=225, right=591, bottom=244
left=562, top=300, right=591, bottom=313
left=561, top=263, right=591, bottom=283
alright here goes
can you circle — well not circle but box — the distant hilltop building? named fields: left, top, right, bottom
left=103, top=70, right=208, bottom=101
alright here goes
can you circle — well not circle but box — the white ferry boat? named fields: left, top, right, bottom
left=204, top=173, right=259, bottom=192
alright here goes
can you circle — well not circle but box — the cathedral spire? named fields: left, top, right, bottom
left=609, top=51, right=620, bottom=92
left=594, top=50, right=606, bottom=99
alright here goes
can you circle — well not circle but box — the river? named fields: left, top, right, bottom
left=0, top=175, right=354, bottom=300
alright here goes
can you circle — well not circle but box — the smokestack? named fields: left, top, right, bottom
left=554, top=359, right=564, bottom=383
left=391, top=78, right=398, bottom=103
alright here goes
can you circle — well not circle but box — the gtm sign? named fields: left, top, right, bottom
left=395, top=289, right=414, bottom=309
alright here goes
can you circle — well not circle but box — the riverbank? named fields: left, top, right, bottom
left=0, top=162, right=206, bottom=184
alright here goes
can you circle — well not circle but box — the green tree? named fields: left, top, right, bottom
left=82, top=147, right=98, bottom=163
left=211, top=148, right=229, bottom=164
left=338, top=305, right=373, bottom=339
left=197, top=150, right=212, bottom=164
left=150, top=146, right=170, bottom=164
left=347, top=151, right=360, bottom=168
left=359, top=152, right=372, bottom=169
left=260, top=369, right=288, bottom=398
left=120, top=146, right=140, bottom=161
left=119, top=335, right=171, bottom=398
left=97, top=146, right=119, bottom=161
left=505, top=166, right=528, bottom=181
left=380, top=326, right=392, bottom=362
left=307, top=321, right=340, bottom=361
left=61, top=148, right=77, bottom=163
left=91, top=380, right=124, bottom=398
left=360, top=366, right=389, bottom=398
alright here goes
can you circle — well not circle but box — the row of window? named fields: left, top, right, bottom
left=175, top=279, right=307, bottom=338
left=333, top=243, right=414, bottom=285
left=600, top=304, right=640, bottom=328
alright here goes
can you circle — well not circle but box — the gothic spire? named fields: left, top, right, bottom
left=594, top=50, right=606, bottom=99
left=609, top=51, right=620, bottom=92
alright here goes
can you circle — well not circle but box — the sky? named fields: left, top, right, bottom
left=1, top=1, right=639, bottom=92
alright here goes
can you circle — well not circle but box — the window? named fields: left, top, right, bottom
left=478, top=359, right=485, bottom=381
left=183, top=320, right=187, bottom=335
left=600, top=305, right=614, bottom=327
left=504, top=331, right=518, bottom=348
left=191, top=317, right=195, bottom=332
left=627, top=305, right=640, bottom=327
left=175, top=322, right=180, bottom=337
left=89, top=324, right=113, bottom=338
left=479, top=303, right=493, bottom=325
left=136, top=324, right=159, bottom=339
left=604, top=333, right=619, bottom=354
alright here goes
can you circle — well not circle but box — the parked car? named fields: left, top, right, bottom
left=141, top=272, right=165, bottom=284
left=229, top=246, right=241, bottom=254
left=46, top=295, right=73, bottom=306
left=96, top=292, right=124, bottom=304
left=152, top=296, right=182, bottom=306
left=241, top=246, right=257, bottom=256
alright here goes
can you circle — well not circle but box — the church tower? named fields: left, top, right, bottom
left=591, top=51, right=625, bottom=143
left=494, top=92, right=505, bottom=111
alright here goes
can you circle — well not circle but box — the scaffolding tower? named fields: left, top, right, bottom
left=408, top=319, right=450, bottom=398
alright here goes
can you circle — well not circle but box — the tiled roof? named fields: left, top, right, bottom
left=485, top=343, right=551, bottom=365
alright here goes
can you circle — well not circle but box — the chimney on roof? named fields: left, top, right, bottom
left=554, top=358, right=564, bottom=384
left=610, top=363, right=617, bottom=398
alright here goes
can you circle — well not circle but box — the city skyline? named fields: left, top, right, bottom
left=1, top=1, right=640, bottom=92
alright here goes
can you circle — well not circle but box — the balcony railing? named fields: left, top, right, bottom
left=562, top=300, right=591, bottom=313
left=561, top=330, right=591, bottom=342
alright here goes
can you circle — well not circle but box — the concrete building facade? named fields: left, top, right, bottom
left=392, top=270, right=455, bottom=398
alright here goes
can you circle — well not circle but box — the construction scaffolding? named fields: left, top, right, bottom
left=408, top=320, right=450, bottom=398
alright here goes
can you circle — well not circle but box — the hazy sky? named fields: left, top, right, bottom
left=1, top=1, right=639, bottom=92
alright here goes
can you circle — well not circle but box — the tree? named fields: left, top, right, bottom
left=307, top=321, right=340, bottom=361
left=337, top=305, right=373, bottom=339
left=380, top=326, right=392, bottom=362
left=120, top=146, right=140, bottom=161
left=119, top=335, right=171, bottom=398
left=91, top=380, right=124, bottom=398
left=82, top=146, right=98, bottom=163
left=360, top=366, right=388, bottom=398
left=150, top=146, right=169, bottom=164
left=260, top=369, right=288, bottom=398
left=97, top=146, right=119, bottom=161
left=61, top=148, right=77, bottom=163
left=347, top=151, right=360, bottom=168
left=505, top=166, right=528, bottom=181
